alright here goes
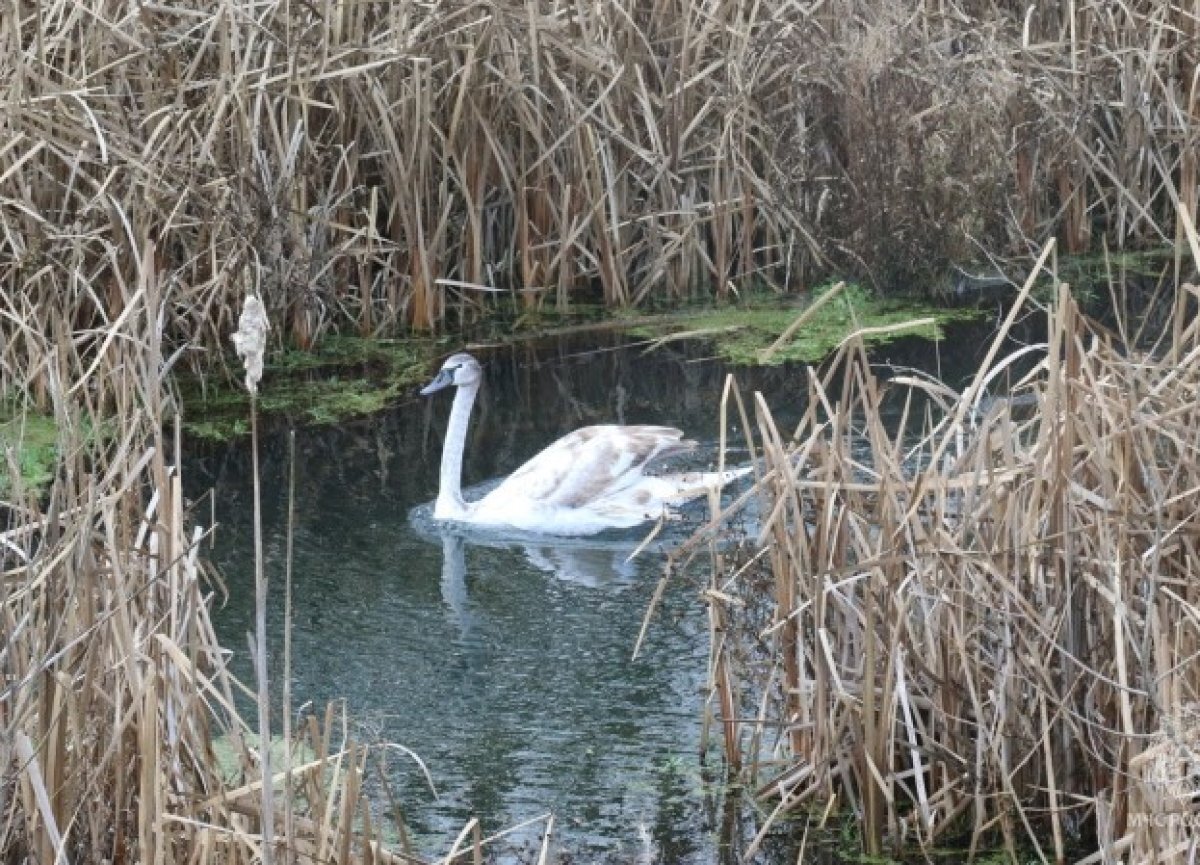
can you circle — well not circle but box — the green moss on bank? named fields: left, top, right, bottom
left=179, top=286, right=982, bottom=441
left=0, top=407, right=58, bottom=496
left=211, top=732, right=317, bottom=784
left=181, top=336, right=439, bottom=441
left=627, top=283, right=980, bottom=365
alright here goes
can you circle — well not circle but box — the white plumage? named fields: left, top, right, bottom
left=420, top=353, right=747, bottom=536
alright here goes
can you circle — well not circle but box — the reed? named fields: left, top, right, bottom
left=694, top=238, right=1200, bottom=860
left=0, top=252, right=538, bottom=862
left=3, top=0, right=1195, bottom=387
left=0, top=0, right=794, bottom=373
left=768, top=0, right=1200, bottom=289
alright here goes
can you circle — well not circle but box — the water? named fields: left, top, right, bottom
left=186, top=329, right=1005, bottom=861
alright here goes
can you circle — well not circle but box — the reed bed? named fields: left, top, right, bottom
left=0, top=0, right=798, bottom=369
left=694, top=242, right=1200, bottom=861
left=2, top=0, right=1197, bottom=382
left=768, top=0, right=1200, bottom=290
left=2, top=0, right=1198, bottom=859
left=0, top=253, right=532, bottom=863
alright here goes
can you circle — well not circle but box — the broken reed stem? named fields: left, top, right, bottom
left=250, top=397, right=275, bottom=865
left=700, top=266, right=1200, bottom=860
left=284, top=429, right=297, bottom=862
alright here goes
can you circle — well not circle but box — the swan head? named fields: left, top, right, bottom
left=420, top=353, right=482, bottom=395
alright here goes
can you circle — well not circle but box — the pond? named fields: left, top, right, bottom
left=186, top=325, right=1004, bottom=862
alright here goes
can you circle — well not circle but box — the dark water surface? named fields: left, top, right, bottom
left=186, top=328, right=1005, bottom=862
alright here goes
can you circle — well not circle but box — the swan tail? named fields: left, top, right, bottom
left=658, top=464, right=754, bottom=502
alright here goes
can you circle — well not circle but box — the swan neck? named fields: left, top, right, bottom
left=436, top=382, right=477, bottom=518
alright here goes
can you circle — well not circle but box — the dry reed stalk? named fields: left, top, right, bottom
left=234, top=294, right=275, bottom=864
left=0, top=250, right=507, bottom=863
left=693, top=244, right=1200, bottom=860
left=0, top=0, right=815, bottom=376
left=2, top=0, right=1194, bottom=387
left=282, top=430, right=297, bottom=863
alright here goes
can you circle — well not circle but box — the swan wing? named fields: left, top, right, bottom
left=485, top=425, right=695, bottom=509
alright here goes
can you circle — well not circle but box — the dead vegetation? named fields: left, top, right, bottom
left=769, top=0, right=1200, bottom=289
left=1, top=0, right=1197, bottom=370
left=0, top=256, right=542, bottom=863
left=694, top=235, right=1200, bottom=861
left=0, top=0, right=799, bottom=366
left=2, top=0, right=1199, bottom=861
left=0, top=262, right=355, bottom=863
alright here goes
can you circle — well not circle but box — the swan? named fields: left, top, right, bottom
left=420, top=353, right=749, bottom=536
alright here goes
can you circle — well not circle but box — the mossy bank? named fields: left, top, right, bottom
left=625, top=283, right=981, bottom=365
left=179, top=335, right=440, bottom=441
left=2, top=287, right=981, bottom=490
left=0, top=408, right=58, bottom=497
left=184, top=285, right=977, bottom=441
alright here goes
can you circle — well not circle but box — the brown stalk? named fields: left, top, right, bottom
left=694, top=230, right=1200, bottom=859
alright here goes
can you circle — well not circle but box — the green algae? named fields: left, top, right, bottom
left=181, top=336, right=439, bottom=441
left=627, top=283, right=981, bottom=365
left=0, top=407, right=58, bottom=495
left=179, top=285, right=985, bottom=441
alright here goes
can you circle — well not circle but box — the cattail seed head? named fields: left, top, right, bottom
left=232, top=295, right=270, bottom=394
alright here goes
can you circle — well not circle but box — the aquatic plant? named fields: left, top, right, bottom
left=632, top=281, right=981, bottom=365
left=179, top=336, right=435, bottom=441
left=2, top=0, right=1194, bottom=384
left=0, top=408, right=58, bottom=496
left=691, top=238, right=1200, bottom=861
left=0, top=252, right=543, bottom=864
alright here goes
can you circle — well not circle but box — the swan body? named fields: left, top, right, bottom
left=421, top=353, right=747, bottom=536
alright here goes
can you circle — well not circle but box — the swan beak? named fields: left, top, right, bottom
left=420, top=369, right=453, bottom=395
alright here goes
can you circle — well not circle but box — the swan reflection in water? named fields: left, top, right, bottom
left=412, top=505, right=664, bottom=637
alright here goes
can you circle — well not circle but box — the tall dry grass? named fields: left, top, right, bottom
left=0, top=251, right=543, bottom=863
left=2, top=0, right=1196, bottom=387
left=693, top=236, right=1200, bottom=860
left=0, top=0, right=797, bottom=377
left=768, top=0, right=1200, bottom=289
